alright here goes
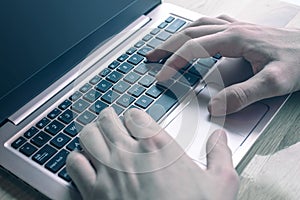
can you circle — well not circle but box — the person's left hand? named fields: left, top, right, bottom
left=66, top=108, right=239, bottom=200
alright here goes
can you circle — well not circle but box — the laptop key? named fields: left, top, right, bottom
left=138, top=75, right=155, bottom=87
left=79, top=83, right=92, bottom=93
left=117, top=54, right=129, bottom=62
left=66, top=137, right=82, bottom=151
left=24, top=127, right=39, bottom=139
left=45, top=149, right=69, bottom=173
left=45, top=120, right=64, bottom=136
left=32, top=144, right=57, bottom=165
left=50, top=133, right=71, bottom=149
left=83, top=89, right=101, bottom=103
left=11, top=137, right=26, bottom=149
left=108, top=60, right=120, bottom=69
left=89, top=75, right=102, bottom=85
left=156, top=31, right=172, bottom=41
left=36, top=117, right=50, bottom=129
left=197, top=57, right=216, bottom=68
left=117, top=62, right=134, bottom=74
left=147, top=38, right=163, bottom=49
left=148, top=63, right=162, bottom=77
left=111, top=104, right=124, bottom=115
left=146, top=85, right=165, bottom=98
left=19, top=143, right=37, bottom=157
left=188, top=63, right=209, bottom=78
left=64, top=121, right=83, bottom=137
left=213, top=53, right=222, bottom=59
left=99, top=68, right=111, bottom=77
left=117, top=94, right=135, bottom=108
left=58, top=109, right=78, bottom=124
left=158, top=21, right=168, bottom=29
left=124, top=72, right=141, bottom=84
left=150, top=28, right=160, bottom=35
left=165, top=16, right=175, bottom=23
left=31, top=131, right=51, bottom=147
left=58, top=168, right=72, bottom=182
left=165, top=18, right=186, bottom=33
left=179, top=72, right=201, bottom=86
left=58, top=99, right=72, bottom=110
left=156, top=79, right=174, bottom=88
left=137, top=46, right=153, bottom=57
left=127, top=54, right=144, bottom=65
left=106, top=71, right=123, bottom=83
left=113, top=80, right=130, bottom=93
left=135, top=95, right=154, bottom=109
left=101, top=90, right=120, bottom=104
left=47, top=108, right=62, bottom=119
left=134, top=63, right=150, bottom=75
left=128, top=84, right=146, bottom=97
left=142, top=34, right=153, bottom=42
left=77, top=110, right=97, bottom=125
left=69, top=91, right=82, bottom=102
left=89, top=100, right=108, bottom=114
left=126, top=47, right=137, bottom=55
left=95, top=79, right=113, bottom=93
left=134, top=41, right=145, bottom=48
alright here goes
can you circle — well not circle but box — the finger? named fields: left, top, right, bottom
left=79, top=121, right=110, bottom=166
left=96, top=107, right=135, bottom=147
left=206, top=129, right=234, bottom=171
left=124, top=108, right=173, bottom=149
left=208, top=62, right=287, bottom=116
left=146, top=24, right=227, bottom=63
left=156, top=31, right=244, bottom=81
left=217, top=15, right=238, bottom=23
left=187, top=16, right=230, bottom=28
left=66, top=151, right=96, bottom=198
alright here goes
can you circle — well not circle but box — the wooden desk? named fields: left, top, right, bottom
left=1, top=0, right=300, bottom=199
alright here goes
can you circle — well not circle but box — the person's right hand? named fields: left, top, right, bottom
left=146, top=15, right=300, bottom=116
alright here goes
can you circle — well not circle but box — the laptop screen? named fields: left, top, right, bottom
left=0, top=0, right=160, bottom=124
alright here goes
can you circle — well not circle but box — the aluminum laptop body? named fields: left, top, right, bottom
left=0, top=0, right=298, bottom=199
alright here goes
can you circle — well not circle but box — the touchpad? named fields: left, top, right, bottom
left=222, top=101, right=269, bottom=138
left=165, top=84, right=269, bottom=165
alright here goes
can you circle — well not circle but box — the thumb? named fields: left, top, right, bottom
left=208, top=62, right=285, bottom=116
left=206, top=129, right=233, bottom=171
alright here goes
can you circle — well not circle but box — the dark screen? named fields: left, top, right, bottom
left=0, top=0, right=160, bottom=123
left=0, top=0, right=135, bottom=100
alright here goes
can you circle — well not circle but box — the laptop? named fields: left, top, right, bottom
left=0, top=0, right=298, bottom=199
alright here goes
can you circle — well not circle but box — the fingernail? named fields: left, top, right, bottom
left=98, top=107, right=115, bottom=121
left=155, top=72, right=164, bottom=82
left=126, top=108, right=152, bottom=128
left=155, top=66, right=176, bottom=82
left=214, top=129, right=227, bottom=145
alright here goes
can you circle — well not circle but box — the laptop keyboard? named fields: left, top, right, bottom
left=10, top=16, right=221, bottom=182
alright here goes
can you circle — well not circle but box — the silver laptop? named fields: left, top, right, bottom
left=0, top=0, right=297, bottom=199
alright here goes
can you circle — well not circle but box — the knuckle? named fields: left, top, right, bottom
left=261, top=67, right=288, bottom=92
left=225, top=24, right=246, bottom=43
left=227, top=86, right=249, bottom=108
